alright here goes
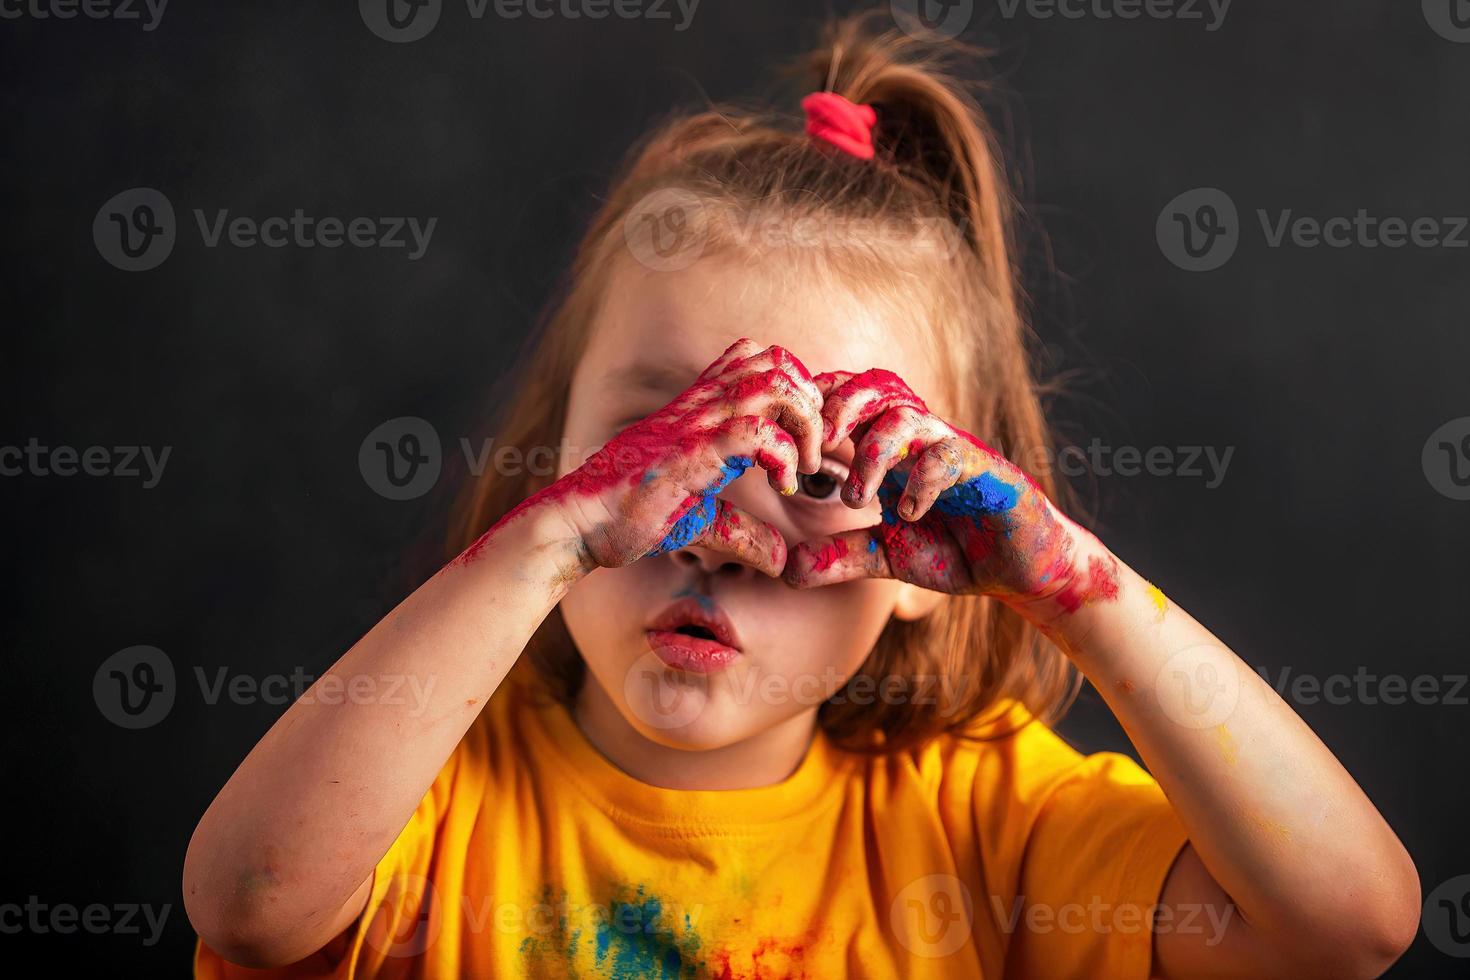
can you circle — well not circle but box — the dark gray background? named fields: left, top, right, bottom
left=2, top=1, right=1466, bottom=974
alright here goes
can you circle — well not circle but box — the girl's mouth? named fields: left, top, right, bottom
left=645, top=595, right=743, bottom=672
left=645, top=627, right=742, bottom=673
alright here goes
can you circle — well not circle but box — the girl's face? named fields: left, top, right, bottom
left=556, top=253, right=947, bottom=751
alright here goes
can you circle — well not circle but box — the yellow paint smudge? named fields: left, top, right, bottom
left=1251, top=815, right=1292, bottom=842
left=1145, top=582, right=1168, bottom=621
left=1211, top=724, right=1238, bottom=767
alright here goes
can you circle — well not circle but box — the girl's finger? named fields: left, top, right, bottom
left=696, top=498, right=787, bottom=577
left=717, top=369, right=824, bottom=475
left=717, top=344, right=825, bottom=433
left=820, top=368, right=930, bottom=454
left=711, top=415, right=802, bottom=496
left=845, top=406, right=953, bottom=508
left=782, top=527, right=891, bottom=589
left=896, top=436, right=978, bottom=521
left=812, top=369, right=855, bottom=401
left=784, top=518, right=973, bottom=592
left=698, top=337, right=763, bottom=382
left=727, top=343, right=823, bottom=406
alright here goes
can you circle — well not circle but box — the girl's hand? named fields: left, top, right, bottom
left=541, top=338, right=826, bottom=578
left=782, top=368, right=1118, bottom=619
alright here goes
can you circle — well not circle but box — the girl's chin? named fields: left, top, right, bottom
left=622, top=692, right=753, bottom=750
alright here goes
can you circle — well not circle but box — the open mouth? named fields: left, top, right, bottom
left=645, top=596, right=743, bottom=673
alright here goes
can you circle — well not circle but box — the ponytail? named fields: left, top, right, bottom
left=810, top=12, right=1018, bottom=307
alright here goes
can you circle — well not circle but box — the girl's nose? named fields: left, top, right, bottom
left=669, top=543, right=759, bottom=578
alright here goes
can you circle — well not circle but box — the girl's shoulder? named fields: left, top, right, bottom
left=893, top=697, right=1170, bottom=824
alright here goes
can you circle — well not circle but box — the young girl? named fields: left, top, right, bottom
left=184, top=13, right=1419, bottom=979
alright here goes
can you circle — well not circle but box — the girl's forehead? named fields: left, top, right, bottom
left=581, top=255, right=946, bottom=408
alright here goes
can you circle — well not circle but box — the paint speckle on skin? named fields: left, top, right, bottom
left=1251, top=815, right=1292, bottom=842
left=1145, top=582, right=1168, bottom=621
left=1211, top=724, right=1238, bottom=767
left=1053, top=554, right=1121, bottom=614
left=811, top=537, right=849, bottom=571
left=672, top=588, right=716, bottom=615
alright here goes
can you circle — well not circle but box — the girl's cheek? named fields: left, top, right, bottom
left=796, top=580, right=903, bottom=680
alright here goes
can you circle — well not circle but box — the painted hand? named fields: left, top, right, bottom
left=546, top=338, right=825, bottom=577
left=782, top=368, right=1119, bottom=619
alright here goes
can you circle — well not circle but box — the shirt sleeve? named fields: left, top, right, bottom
left=193, top=730, right=470, bottom=980
left=1000, top=748, right=1191, bottom=979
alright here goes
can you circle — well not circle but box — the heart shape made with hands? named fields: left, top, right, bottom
left=607, top=336, right=1086, bottom=608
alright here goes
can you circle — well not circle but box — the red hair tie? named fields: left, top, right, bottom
left=801, top=91, right=877, bottom=161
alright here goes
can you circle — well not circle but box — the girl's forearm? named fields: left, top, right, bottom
left=182, top=503, right=587, bottom=967
left=1015, top=534, right=1419, bottom=965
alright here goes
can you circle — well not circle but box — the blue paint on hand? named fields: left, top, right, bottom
left=933, top=471, right=1018, bottom=517
left=645, top=455, right=753, bottom=556
left=877, top=469, right=1019, bottom=526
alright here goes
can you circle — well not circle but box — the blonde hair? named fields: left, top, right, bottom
left=452, top=10, right=1078, bottom=753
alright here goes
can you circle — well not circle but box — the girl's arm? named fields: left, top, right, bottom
left=788, top=366, right=1420, bottom=980
left=183, top=338, right=823, bottom=968
left=1015, top=536, right=1420, bottom=980
left=182, top=506, right=588, bottom=968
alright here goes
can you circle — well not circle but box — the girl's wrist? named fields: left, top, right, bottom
left=1001, top=514, right=1122, bottom=638
left=449, top=494, right=596, bottom=600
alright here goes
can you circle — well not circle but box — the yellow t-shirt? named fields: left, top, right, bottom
left=195, top=669, right=1189, bottom=979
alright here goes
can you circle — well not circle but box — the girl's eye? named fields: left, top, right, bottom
left=796, top=461, right=849, bottom=502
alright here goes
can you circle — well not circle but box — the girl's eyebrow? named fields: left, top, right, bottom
left=603, top=360, right=702, bottom=397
